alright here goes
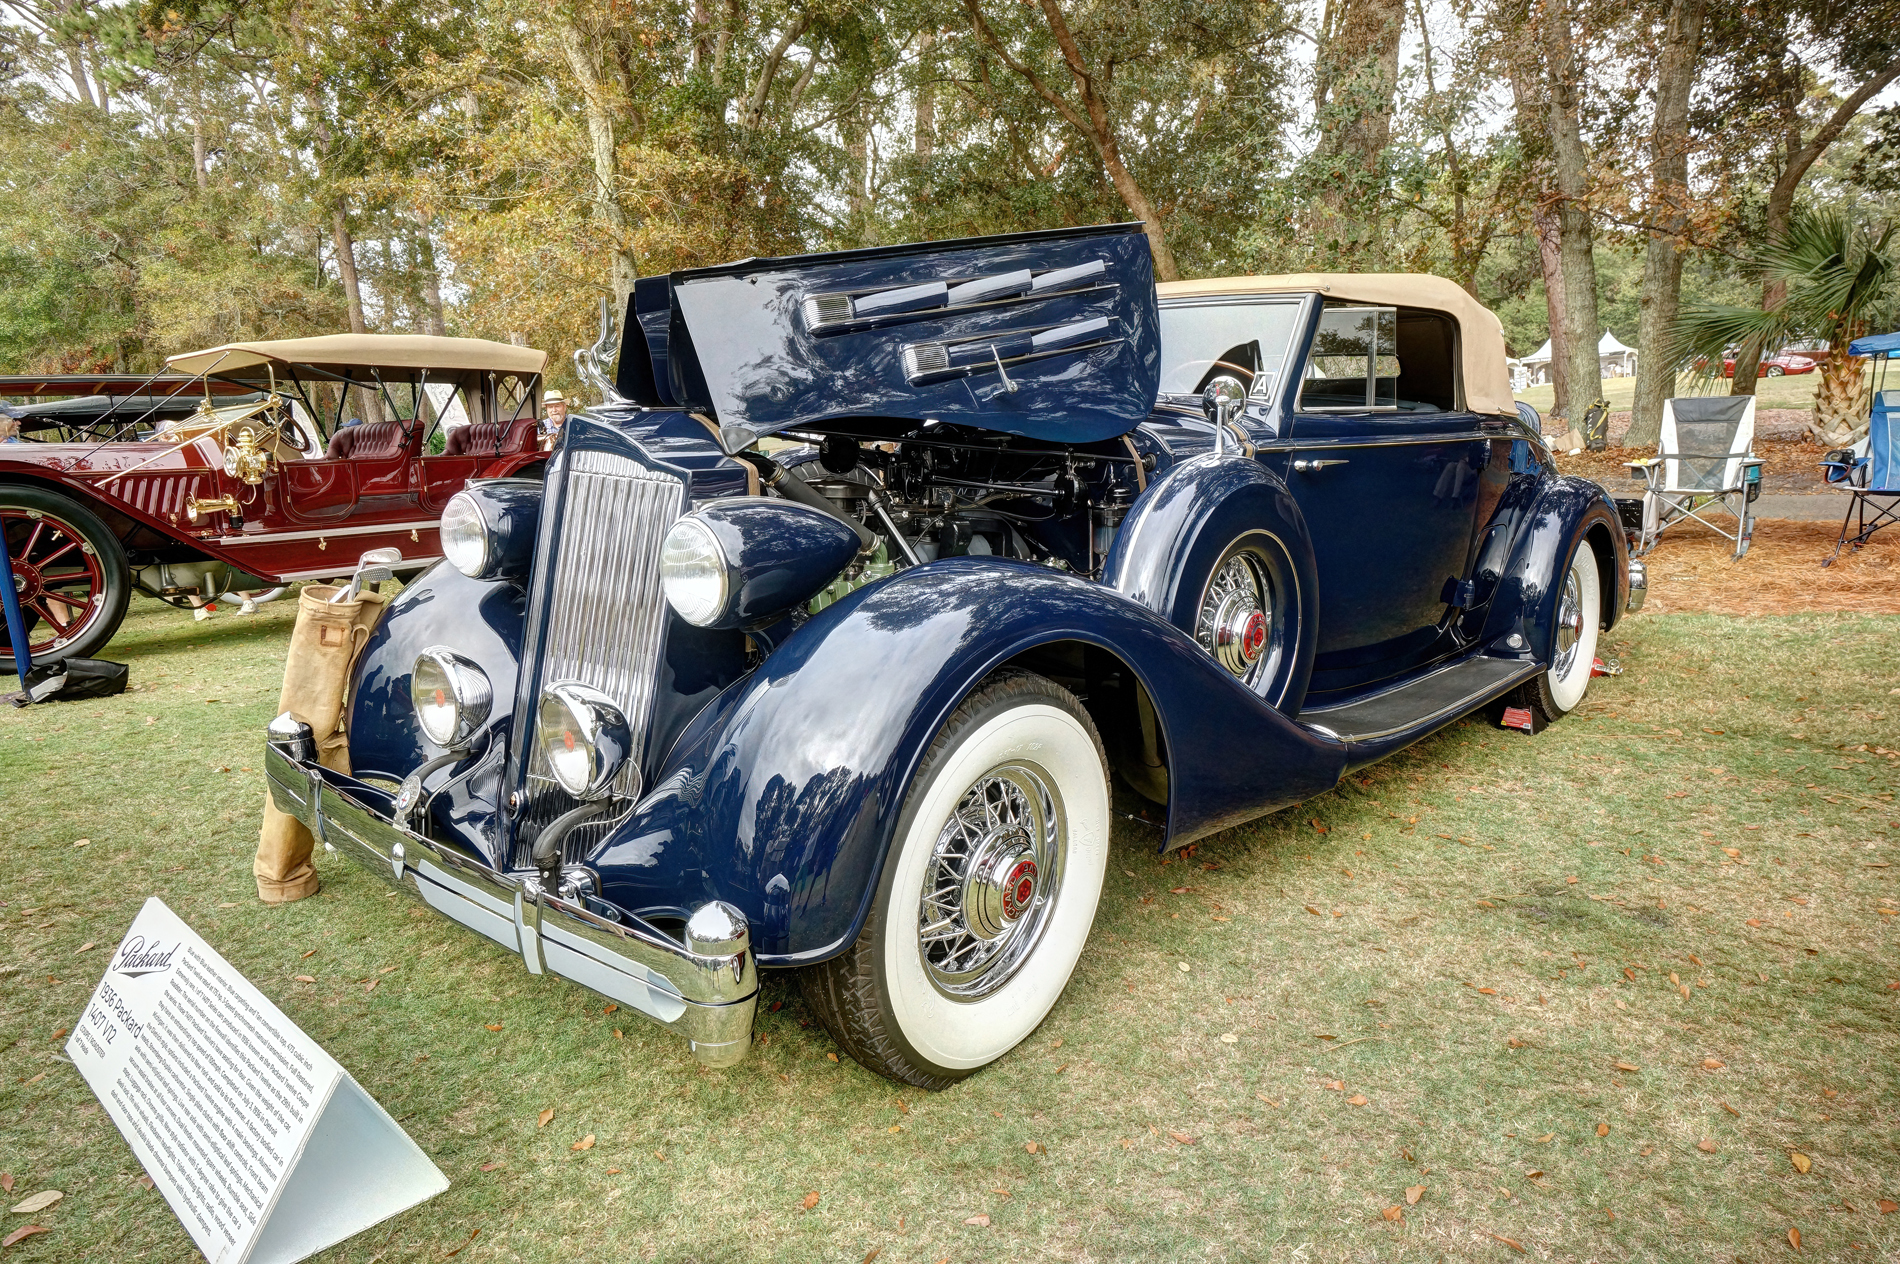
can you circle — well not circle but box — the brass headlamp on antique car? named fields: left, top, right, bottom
left=265, top=224, right=1642, bottom=1087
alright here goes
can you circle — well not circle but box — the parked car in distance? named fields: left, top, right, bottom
left=1, top=335, right=549, bottom=671
left=266, top=226, right=1640, bottom=1087
left=1722, top=351, right=1818, bottom=377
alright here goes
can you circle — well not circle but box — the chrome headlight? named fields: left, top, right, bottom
left=439, top=480, right=543, bottom=581
left=537, top=681, right=631, bottom=800
left=411, top=647, right=493, bottom=748
left=660, top=516, right=730, bottom=627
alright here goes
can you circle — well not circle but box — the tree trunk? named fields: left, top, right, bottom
left=415, top=221, right=448, bottom=337
left=1628, top=0, right=1705, bottom=450
left=1534, top=203, right=1570, bottom=419
left=330, top=201, right=383, bottom=426
left=1310, top=0, right=1407, bottom=262
left=557, top=18, right=639, bottom=314
left=1812, top=351, right=1870, bottom=446
left=1543, top=0, right=1602, bottom=434
left=915, top=30, right=936, bottom=158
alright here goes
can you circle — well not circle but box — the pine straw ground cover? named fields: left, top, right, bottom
left=3, top=595, right=1898, bottom=1263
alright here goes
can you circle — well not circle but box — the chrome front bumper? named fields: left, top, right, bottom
left=1626, top=557, right=1648, bottom=612
left=264, top=727, right=757, bottom=1067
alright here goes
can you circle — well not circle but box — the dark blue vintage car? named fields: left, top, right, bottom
left=265, top=224, right=1643, bottom=1087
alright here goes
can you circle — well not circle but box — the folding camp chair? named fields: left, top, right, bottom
left=1626, top=396, right=1763, bottom=559
left=1819, top=386, right=1899, bottom=566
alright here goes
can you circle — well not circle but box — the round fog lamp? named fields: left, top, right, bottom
left=440, top=491, right=489, bottom=578
left=538, top=681, right=631, bottom=800
left=411, top=647, right=493, bottom=748
left=660, top=516, right=730, bottom=626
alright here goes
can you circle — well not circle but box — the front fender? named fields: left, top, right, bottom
left=1480, top=474, right=1627, bottom=662
left=586, top=559, right=1346, bottom=966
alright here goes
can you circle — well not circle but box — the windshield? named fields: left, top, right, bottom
left=1157, top=299, right=1305, bottom=402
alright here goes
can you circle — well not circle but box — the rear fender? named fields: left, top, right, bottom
left=1479, top=475, right=1627, bottom=662
left=585, top=559, right=1345, bottom=966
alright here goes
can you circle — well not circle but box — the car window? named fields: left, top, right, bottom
left=1297, top=303, right=1460, bottom=414
left=1157, top=299, right=1304, bottom=402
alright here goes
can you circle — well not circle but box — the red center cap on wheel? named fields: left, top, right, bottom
left=1001, top=857, right=1038, bottom=922
left=1240, top=610, right=1268, bottom=663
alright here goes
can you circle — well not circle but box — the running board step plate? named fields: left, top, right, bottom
left=1297, top=656, right=1540, bottom=743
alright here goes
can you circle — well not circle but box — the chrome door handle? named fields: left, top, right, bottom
left=1292, top=458, right=1350, bottom=473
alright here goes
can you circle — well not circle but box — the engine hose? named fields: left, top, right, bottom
left=737, top=451, right=878, bottom=553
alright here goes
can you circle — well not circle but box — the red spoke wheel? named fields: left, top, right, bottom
left=2, top=486, right=130, bottom=672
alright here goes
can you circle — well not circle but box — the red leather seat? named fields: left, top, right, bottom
left=325, top=420, right=410, bottom=460
left=443, top=417, right=538, bottom=457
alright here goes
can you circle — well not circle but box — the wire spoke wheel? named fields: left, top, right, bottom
left=917, top=762, right=1064, bottom=998
left=1195, top=548, right=1274, bottom=685
left=1551, top=564, right=1584, bottom=682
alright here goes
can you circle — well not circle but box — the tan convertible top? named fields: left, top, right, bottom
left=166, top=334, right=548, bottom=377
left=1157, top=273, right=1514, bottom=417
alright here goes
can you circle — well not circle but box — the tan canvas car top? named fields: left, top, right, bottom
left=1156, top=274, right=1515, bottom=417
left=167, top=334, right=548, bottom=377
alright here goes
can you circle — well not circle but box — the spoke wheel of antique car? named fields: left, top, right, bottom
left=1, top=486, right=130, bottom=672
left=800, top=669, right=1110, bottom=1088
left=1187, top=533, right=1299, bottom=704
left=1519, top=539, right=1601, bottom=723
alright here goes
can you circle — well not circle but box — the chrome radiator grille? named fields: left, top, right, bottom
left=514, top=446, right=684, bottom=866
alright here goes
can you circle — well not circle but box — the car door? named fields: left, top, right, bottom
left=1278, top=304, right=1488, bottom=694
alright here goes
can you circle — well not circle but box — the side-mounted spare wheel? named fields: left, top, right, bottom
left=800, top=668, right=1111, bottom=1088
left=1, top=485, right=131, bottom=673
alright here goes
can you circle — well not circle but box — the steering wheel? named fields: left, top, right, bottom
left=275, top=414, right=312, bottom=453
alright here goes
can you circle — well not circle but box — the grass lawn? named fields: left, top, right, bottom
left=1512, top=368, right=1872, bottom=416
left=4, top=595, right=1898, bottom=1261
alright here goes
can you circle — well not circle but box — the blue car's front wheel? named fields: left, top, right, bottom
left=800, top=669, right=1110, bottom=1088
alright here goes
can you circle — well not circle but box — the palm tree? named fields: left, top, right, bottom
left=1670, top=210, right=1896, bottom=445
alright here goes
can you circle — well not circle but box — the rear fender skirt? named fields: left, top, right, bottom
left=584, top=559, right=1346, bottom=967
left=1478, top=474, right=1628, bottom=662
left=1102, top=453, right=1318, bottom=713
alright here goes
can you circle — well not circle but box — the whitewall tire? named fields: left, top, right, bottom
left=800, top=670, right=1110, bottom=1087
left=1524, top=540, right=1601, bottom=721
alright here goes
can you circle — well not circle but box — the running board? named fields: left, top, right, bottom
left=1297, top=655, right=1541, bottom=744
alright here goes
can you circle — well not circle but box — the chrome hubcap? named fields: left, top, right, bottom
left=1198, top=554, right=1269, bottom=679
left=1553, top=565, right=1584, bottom=678
left=918, top=763, right=1064, bottom=997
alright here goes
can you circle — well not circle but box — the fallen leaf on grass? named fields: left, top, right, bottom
left=602, top=1004, right=617, bottom=1015
left=1698, top=1140, right=1717, bottom=1153
left=443, top=1229, right=480, bottom=1257
left=1597, top=1124, right=1610, bottom=1137
left=1310, top=819, right=1328, bottom=833
left=300, top=948, right=317, bottom=959
left=49, top=1029, right=66, bottom=1041
left=537, top=1108, right=554, bottom=1127
left=135, top=1175, right=153, bottom=1190
left=1381, top=1206, right=1403, bottom=1222
left=1524, top=1170, right=1544, bottom=1180
left=0, top=1175, right=10, bottom=1194
left=1721, top=1102, right=1740, bottom=1116
left=1024, top=1141, right=1041, bottom=1154
left=1168, top=1131, right=1196, bottom=1145
left=485, top=1023, right=503, bottom=1032
left=1405, top=1185, right=1425, bottom=1205
left=1348, top=1095, right=1369, bottom=1106
left=1789, top=1227, right=1801, bottom=1250
left=1878, top=1199, right=1898, bottom=1214
left=1325, top=1080, right=1344, bottom=1091
left=861, top=1250, right=880, bottom=1264
left=294, top=975, right=315, bottom=983
left=1507, top=1037, right=1527, bottom=1049
left=606, top=1168, right=621, bottom=1175
left=1304, top=906, right=1323, bottom=916
left=1477, top=987, right=1497, bottom=995
left=1614, top=1061, right=1640, bottom=1072
left=802, top=1191, right=820, bottom=1210
left=1791, top=1152, right=1812, bottom=1174
left=1535, top=1133, right=1554, bottom=1143
left=74, top=942, right=93, bottom=954
left=1256, top=1094, right=1280, bottom=1107
left=71, top=838, right=89, bottom=847
left=964, top=1214, right=990, bottom=1227
left=888, top=1125, right=903, bottom=1134
left=571, top=1135, right=595, bottom=1151
left=1703, top=1058, right=1726, bottom=1070
left=1490, top=1233, right=1525, bottom=1252
left=828, top=1052, right=840, bottom=1062
left=479, top=1162, right=502, bottom=1172
left=2, top=1226, right=49, bottom=1248
left=9, top=1191, right=62, bottom=1215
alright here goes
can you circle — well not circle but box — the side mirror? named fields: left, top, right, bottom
left=1201, top=375, right=1248, bottom=455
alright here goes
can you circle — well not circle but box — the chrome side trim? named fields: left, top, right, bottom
left=213, top=520, right=440, bottom=545
left=264, top=737, right=756, bottom=1066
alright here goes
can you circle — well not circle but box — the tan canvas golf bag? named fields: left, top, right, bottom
left=255, top=585, right=388, bottom=902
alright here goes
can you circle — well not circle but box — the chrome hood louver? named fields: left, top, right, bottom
left=508, top=422, right=689, bottom=868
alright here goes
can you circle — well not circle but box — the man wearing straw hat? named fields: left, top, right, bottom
left=541, top=389, right=568, bottom=450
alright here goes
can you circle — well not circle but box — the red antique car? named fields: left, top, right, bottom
left=2, top=335, right=549, bottom=670
left=1722, top=351, right=1818, bottom=377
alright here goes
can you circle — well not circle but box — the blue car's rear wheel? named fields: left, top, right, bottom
left=799, top=669, right=1110, bottom=1087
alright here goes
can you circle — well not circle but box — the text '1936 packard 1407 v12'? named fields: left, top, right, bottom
left=264, top=224, right=1645, bottom=1087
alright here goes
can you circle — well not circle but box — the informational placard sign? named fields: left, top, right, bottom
left=67, top=897, right=447, bottom=1264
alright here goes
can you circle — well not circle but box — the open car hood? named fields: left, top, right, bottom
left=619, top=224, right=1160, bottom=453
